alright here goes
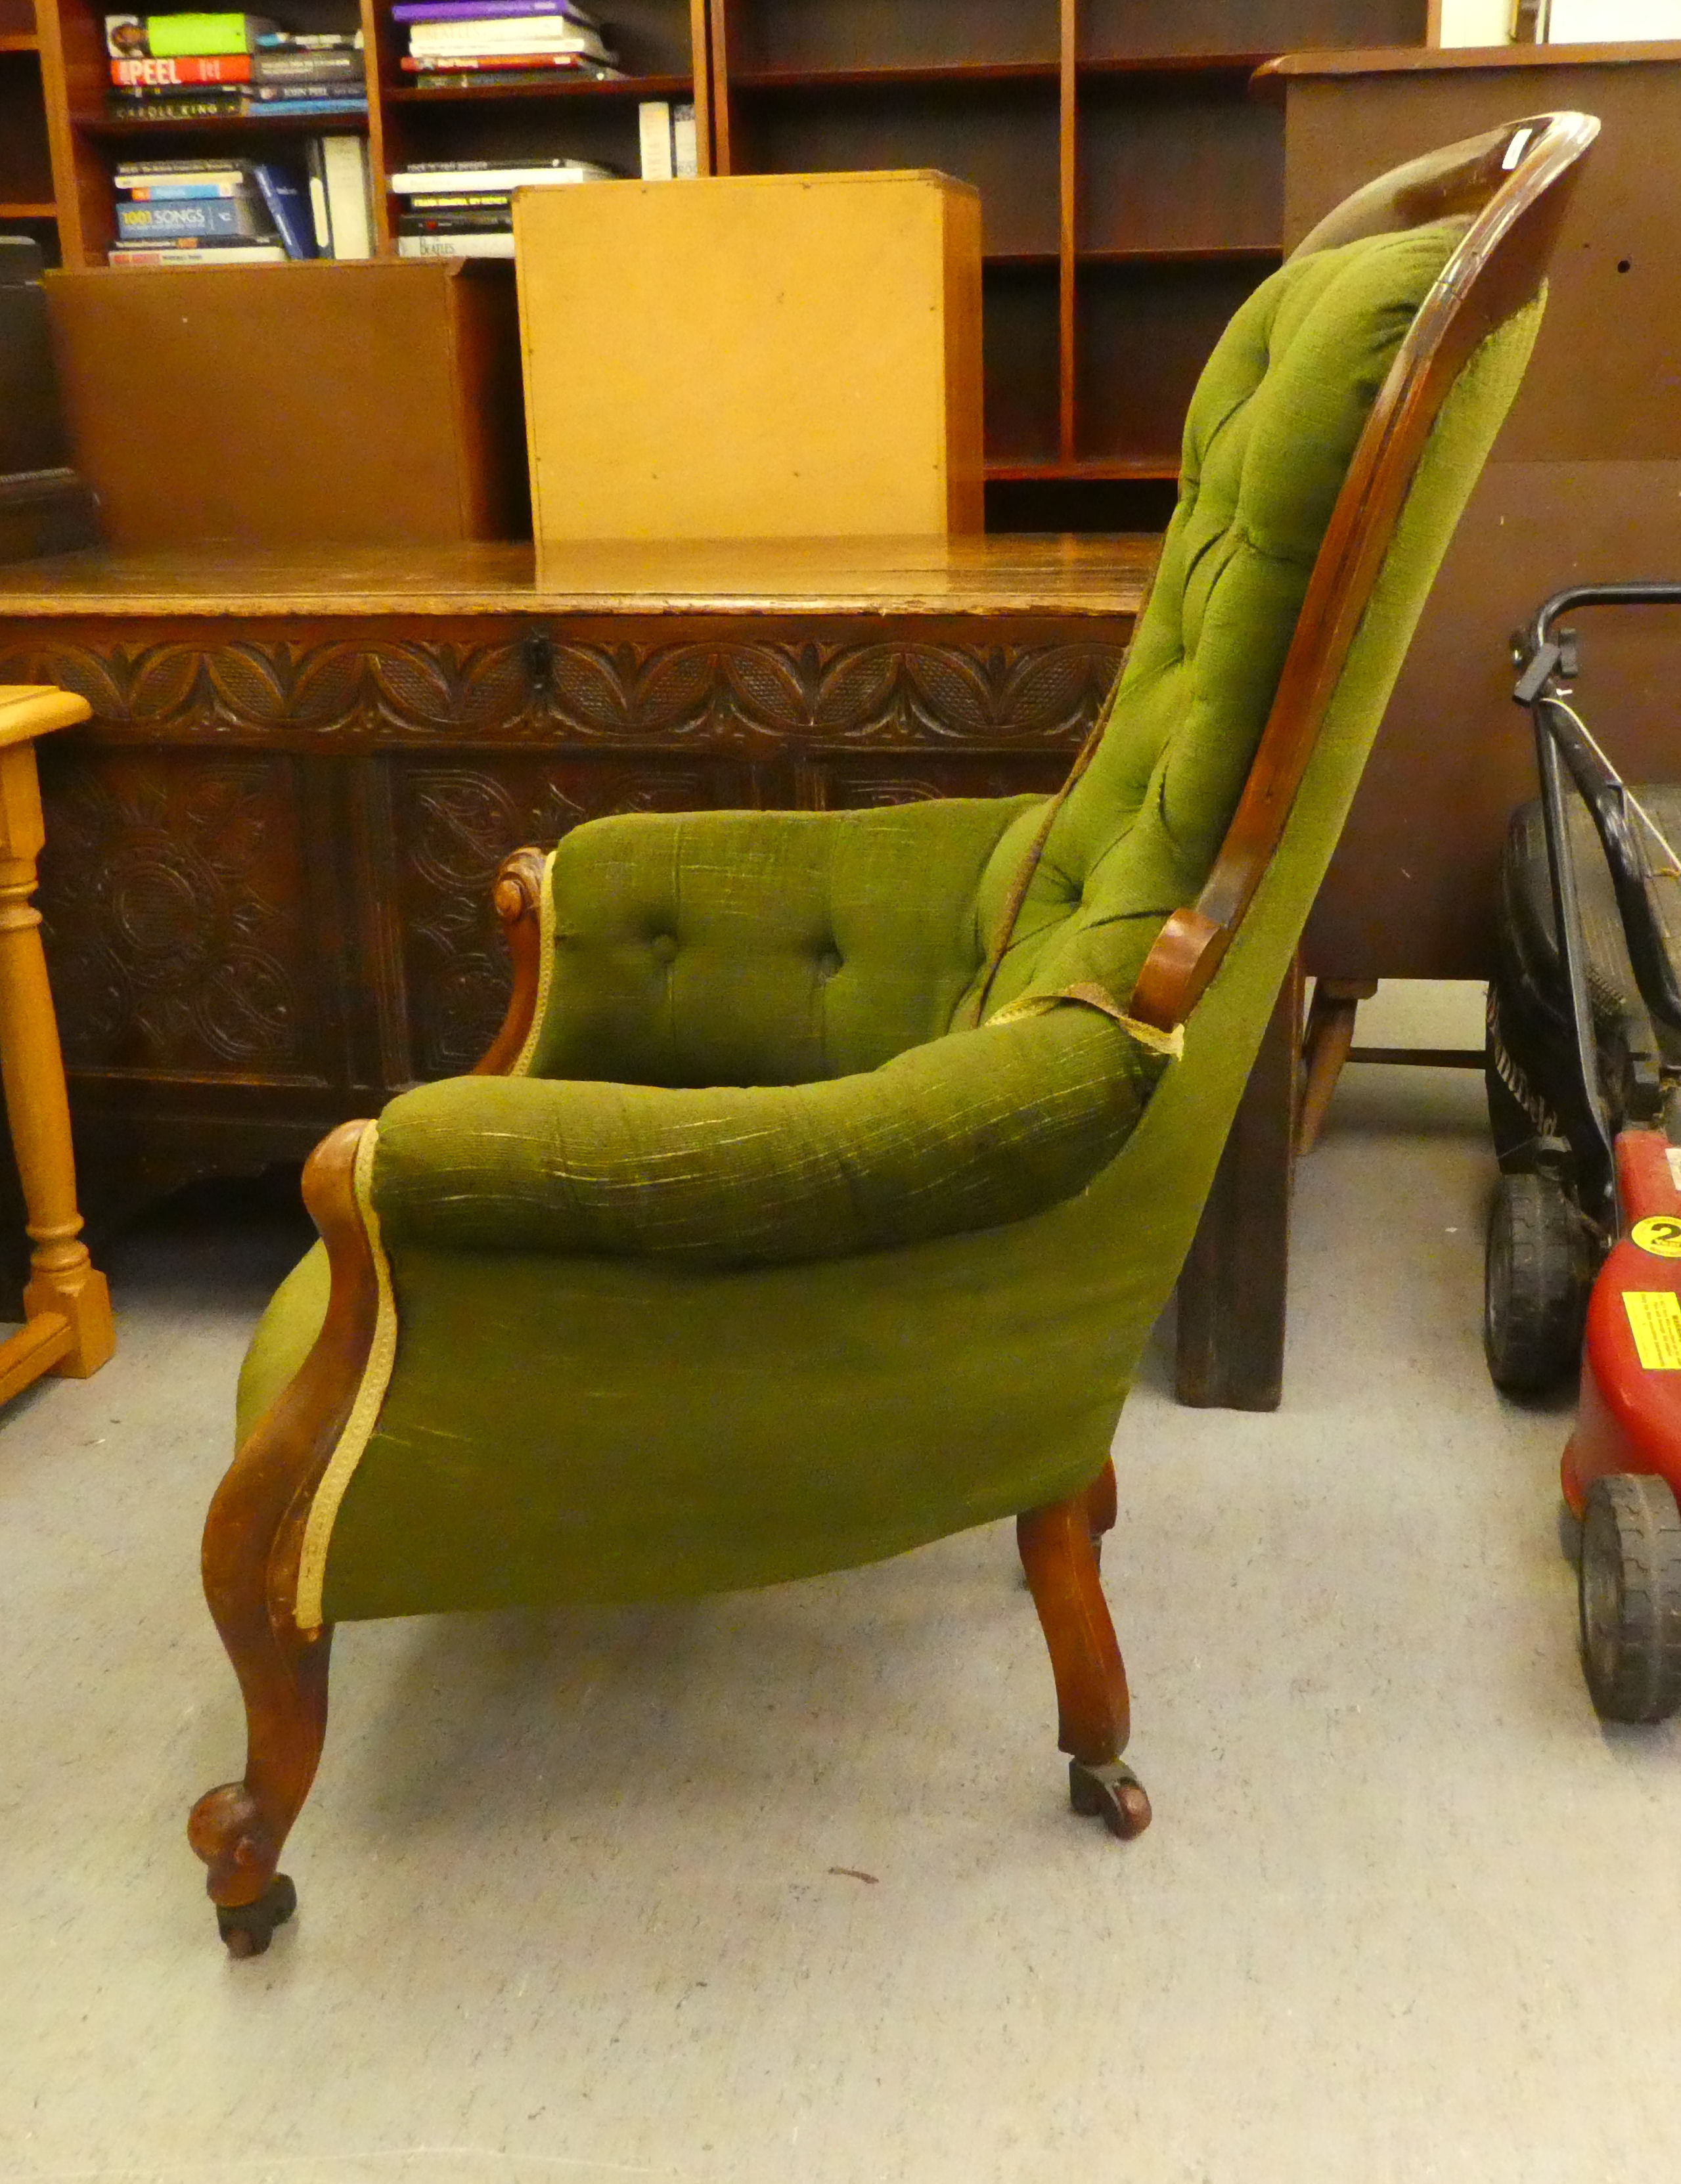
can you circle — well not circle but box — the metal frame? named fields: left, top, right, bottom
left=1513, top=583, right=1681, bottom=1221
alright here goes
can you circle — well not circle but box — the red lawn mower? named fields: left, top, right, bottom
left=1485, top=585, right=1681, bottom=1723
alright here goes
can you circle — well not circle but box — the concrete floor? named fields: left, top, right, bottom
left=3, top=991, right=1677, bottom=2184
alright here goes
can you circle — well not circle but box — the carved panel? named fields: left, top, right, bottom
left=2, top=631, right=1125, bottom=751
left=36, top=748, right=320, bottom=1080
left=391, top=756, right=749, bottom=1079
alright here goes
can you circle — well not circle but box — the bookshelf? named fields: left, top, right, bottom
left=5, top=0, right=1443, bottom=527
left=709, top=0, right=1432, bottom=525
left=16, top=0, right=709, bottom=267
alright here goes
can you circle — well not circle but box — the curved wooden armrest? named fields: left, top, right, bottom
left=473, top=845, right=548, bottom=1075
left=1125, top=110, right=1596, bottom=1035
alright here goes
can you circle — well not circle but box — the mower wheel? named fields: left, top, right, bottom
left=1483, top=1170, right=1590, bottom=1394
left=1579, top=1474, right=1681, bottom=1724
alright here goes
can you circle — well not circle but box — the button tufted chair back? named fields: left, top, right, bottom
left=961, top=218, right=1469, bottom=1029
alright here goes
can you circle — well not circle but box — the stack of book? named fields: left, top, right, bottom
left=109, top=140, right=373, bottom=264
left=110, top=156, right=307, bottom=263
left=392, top=156, right=612, bottom=257
left=105, top=13, right=369, bottom=122
left=392, top=0, right=625, bottom=90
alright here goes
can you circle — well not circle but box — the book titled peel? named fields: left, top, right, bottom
left=111, top=51, right=361, bottom=84
left=105, top=14, right=277, bottom=57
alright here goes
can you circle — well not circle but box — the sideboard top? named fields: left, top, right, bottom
left=0, top=537, right=1161, bottom=622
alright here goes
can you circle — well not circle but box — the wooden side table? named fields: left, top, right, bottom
left=0, top=685, right=112, bottom=1403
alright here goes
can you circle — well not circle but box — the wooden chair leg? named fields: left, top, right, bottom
left=1018, top=1488, right=1151, bottom=1840
left=187, top=1623, right=332, bottom=1958
left=1297, top=975, right=1378, bottom=1155
left=187, top=1119, right=380, bottom=1955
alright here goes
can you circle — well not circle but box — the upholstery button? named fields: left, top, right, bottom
left=650, top=933, right=678, bottom=964
left=817, top=948, right=843, bottom=979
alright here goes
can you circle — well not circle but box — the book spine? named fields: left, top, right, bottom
left=106, top=93, right=248, bottom=118
left=305, top=138, right=333, bottom=254
left=405, top=25, right=610, bottom=55
left=320, top=135, right=372, bottom=259
left=111, top=53, right=252, bottom=84
left=638, top=101, right=673, bottom=183
left=398, top=51, right=600, bottom=69
left=397, top=233, right=516, bottom=258
left=409, top=66, right=619, bottom=85
left=121, top=180, right=243, bottom=198
left=252, top=162, right=315, bottom=257
left=251, top=49, right=362, bottom=81
left=244, top=83, right=370, bottom=101
left=392, top=0, right=596, bottom=19
left=114, top=156, right=254, bottom=175
left=673, top=103, right=698, bottom=179
left=116, top=196, right=269, bottom=238
left=105, top=13, right=274, bottom=58
left=108, top=243, right=288, bottom=265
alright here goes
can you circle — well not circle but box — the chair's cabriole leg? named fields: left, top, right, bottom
left=1018, top=1489, right=1151, bottom=1840
left=187, top=1119, right=380, bottom=1956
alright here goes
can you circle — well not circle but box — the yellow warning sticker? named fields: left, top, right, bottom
left=1632, top=1216, right=1681, bottom=1260
left=1625, top=1291, right=1681, bottom=1370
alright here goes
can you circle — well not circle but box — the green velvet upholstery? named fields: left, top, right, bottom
left=237, top=219, right=1544, bottom=1627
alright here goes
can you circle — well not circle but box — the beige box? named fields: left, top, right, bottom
left=515, top=170, right=983, bottom=542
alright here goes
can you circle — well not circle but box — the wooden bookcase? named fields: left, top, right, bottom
left=710, top=0, right=1431, bottom=525
left=9, top=0, right=709, bottom=268
left=5, top=0, right=1441, bottom=528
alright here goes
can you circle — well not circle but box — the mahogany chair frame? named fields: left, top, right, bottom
left=188, top=113, right=1594, bottom=1955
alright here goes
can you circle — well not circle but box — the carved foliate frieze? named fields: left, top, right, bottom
left=37, top=751, right=313, bottom=1077
left=2, top=631, right=1124, bottom=751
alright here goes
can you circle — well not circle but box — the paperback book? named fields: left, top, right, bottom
left=106, top=13, right=277, bottom=56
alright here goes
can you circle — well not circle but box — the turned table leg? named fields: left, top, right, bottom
left=0, top=690, right=112, bottom=1402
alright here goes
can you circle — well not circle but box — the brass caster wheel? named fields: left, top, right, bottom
left=215, top=1873, right=296, bottom=1958
left=1069, top=1757, right=1151, bottom=1840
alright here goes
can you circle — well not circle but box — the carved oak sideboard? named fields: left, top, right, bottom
left=0, top=538, right=1152, bottom=1220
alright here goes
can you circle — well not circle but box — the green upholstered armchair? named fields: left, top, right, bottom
left=189, top=116, right=1592, bottom=1955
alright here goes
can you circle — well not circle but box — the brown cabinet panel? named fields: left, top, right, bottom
left=35, top=745, right=332, bottom=1083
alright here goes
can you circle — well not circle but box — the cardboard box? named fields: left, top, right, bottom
left=516, top=171, right=983, bottom=541
left=45, top=259, right=529, bottom=548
